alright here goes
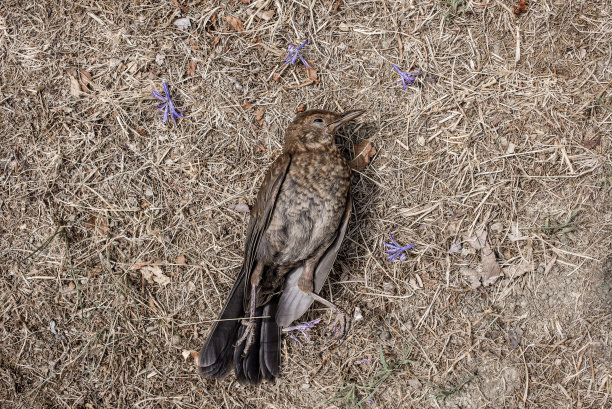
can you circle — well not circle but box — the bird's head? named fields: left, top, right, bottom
left=283, top=109, right=365, bottom=153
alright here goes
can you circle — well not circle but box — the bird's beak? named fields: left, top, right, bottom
left=327, top=109, right=365, bottom=133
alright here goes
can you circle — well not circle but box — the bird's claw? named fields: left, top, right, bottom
left=235, top=318, right=257, bottom=356
left=326, top=309, right=352, bottom=345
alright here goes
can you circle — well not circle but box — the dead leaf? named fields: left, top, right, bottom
left=189, top=37, right=199, bottom=50
left=254, top=106, right=265, bottom=126
left=224, top=16, right=244, bottom=32
left=509, top=224, right=526, bottom=241
left=449, top=240, right=462, bottom=253
left=583, top=135, right=601, bottom=149
left=130, top=260, right=153, bottom=270
left=228, top=203, right=250, bottom=213
left=68, top=73, right=83, bottom=97
left=349, top=141, right=376, bottom=171
left=78, top=69, right=92, bottom=92
left=295, top=104, right=306, bottom=113
left=136, top=127, right=147, bottom=136
left=480, top=247, right=502, bottom=286
left=242, top=101, right=253, bottom=110
left=272, top=72, right=282, bottom=82
left=464, top=228, right=487, bottom=250
left=460, top=266, right=482, bottom=289
left=257, top=10, right=274, bottom=20
left=186, top=61, right=197, bottom=77
left=544, top=254, right=557, bottom=275
left=506, top=326, right=523, bottom=349
left=174, top=17, right=191, bottom=30
left=210, top=36, right=220, bottom=49
left=239, top=0, right=250, bottom=3
left=503, top=262, right=534, bottom=279
left=306, top=66, right=319, bottom=83
left=254, top=145, right=267, bottom=153
left=181, top=350, right=191, bottom=361
left=332, top=0, right=344, bottom=12
left=176, top=255, right=187, bottom=265
left=141, top=265, right=171, bottom=286
left=84, top=215, right=110, bottom=235
left=190, top=350, right=199, bottom=366
left=172, top=0, right=189, bottom=13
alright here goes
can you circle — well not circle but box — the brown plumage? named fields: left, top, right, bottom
left=198, top=109, right=365, bottom=385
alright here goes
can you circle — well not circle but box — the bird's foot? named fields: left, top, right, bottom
left=235, top=317, right=257, bottom=356
left=326, top=308, right=352, bottom=345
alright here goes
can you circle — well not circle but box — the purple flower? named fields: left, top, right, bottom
left=383, top=234, right=415, bottom=262
left=391, top=63, right=420, bottom=90
left=152, top=81, right=183, bottom=123
left=282, top=318, right=321, bottom=344
left=284, top=39, right=310, bottom=68
left=356, top=358, right=372, bottom=364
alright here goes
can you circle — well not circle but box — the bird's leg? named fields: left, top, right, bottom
left=235, top=262, right=263, bottom=356
left=298, top=257, right=351, bottom=344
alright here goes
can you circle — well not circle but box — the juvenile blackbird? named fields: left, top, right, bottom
left=198, top=109, right=365, bottom=385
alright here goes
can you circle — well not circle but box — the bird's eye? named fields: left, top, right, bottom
left=313, top=118, right=324, bottom=123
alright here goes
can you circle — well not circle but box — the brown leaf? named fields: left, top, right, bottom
left=544, top=254, right=557, bottom=275
left=464, top=229, right=487, bottom=250
left=176, top=255, right=187, bottom=265
left=189, top=37, right=199, bottom=50
left=172, top=0, right=189, bottom=13
left=254, top=106, right=265, bottom=126
left=224, top=16, right=244, bottom=32
left=460, top=266, right=482, bottom=289
left=583, top=135, right=601, bottom=149
left=241, top=101, right=253, bottom=110
left=503, top=262, right=534, bottom=279
left=480, top=247, right=502, bottom=286
left=514, top=0, right=528, bottom=16
left=190, top=350, right=199, bottom=365
left=210, top=36, right=220, bottom=49
left=306, top=66, right=319, bottom=83
left=272, top=72, right=282, bottom=82
left=506, top=326, right=523, bottom=349
left=295, top=104, right=306, bottom=113
left=228, top=203, right=250, bottom=213
left=131, top=260, right=153, bottom=270
left=186, top=61, right=197, bottom=77
left=68, top=70, right=83, bottom=97
left=257, top=10, right=275, bottom=20
left=136, top=127, right=148, bottom=136
left=239, top=0, right=250, bottom=3
left=141, top=265, right=171, bottom=286
left=332, top=0, right=344, bottom=12
left=349, top=141, right=376, bottom=171
left=254, top=144, right=267, bottom=153
left=78, top=70, right=93, bottom=92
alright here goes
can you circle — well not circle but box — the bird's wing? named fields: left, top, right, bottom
left=275, top=189, right=352, bottom=327
left=242, top=154, right=292, bottom=306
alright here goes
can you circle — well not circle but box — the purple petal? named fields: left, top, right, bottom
left=162, top=106, right=168, bottom=123
left=296, top=39, right=308, bottom=51
left=152, top=90, right=166, bottom=101
left=162, top=81, right=170, bottom=98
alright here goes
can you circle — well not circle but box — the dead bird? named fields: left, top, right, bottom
left=198, top=109, right=365, bottom=384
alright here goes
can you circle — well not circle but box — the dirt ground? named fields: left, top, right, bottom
left=1, top=0, right=611, bottom=408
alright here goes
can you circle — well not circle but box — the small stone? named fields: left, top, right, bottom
left=407, top=378, right=421, bottom=390
left=145, top=187, right=154, bottom=197
left=353, top=307, right=363, bottom=322
left=380, top=330, right=391, bottom=341
left=490, top=222, right=503, bottom=232
left=301, top=383, right=310, bottom=390
left=171, top=335, right=181, bottom=345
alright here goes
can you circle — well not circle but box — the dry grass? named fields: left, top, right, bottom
left=1, top=0, right=611, bottom=408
